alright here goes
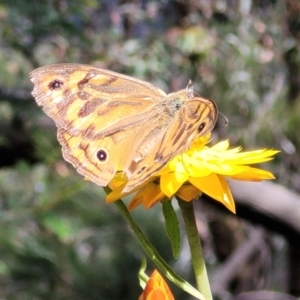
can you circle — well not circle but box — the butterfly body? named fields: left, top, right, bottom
left=30, top=64, right=217, bottom=192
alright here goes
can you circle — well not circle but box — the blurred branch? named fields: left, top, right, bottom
left=210, top=227, right=266, bottom=296
left=229, top=181, right=300, bottom=239
left=234, top=291, right=298, bottom=300
left=201, top=179, right=300, bottom=244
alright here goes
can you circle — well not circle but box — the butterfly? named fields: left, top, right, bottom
left=29, top=64, right=217, bottom=192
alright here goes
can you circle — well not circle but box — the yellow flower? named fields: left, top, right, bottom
left=138, top=270, right=175, bottom=300
left=106, top=134, right=279, bottom=213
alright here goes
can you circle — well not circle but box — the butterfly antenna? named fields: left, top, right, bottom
left=218, top=111, right=229, bottom=126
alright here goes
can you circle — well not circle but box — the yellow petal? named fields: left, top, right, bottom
left=144, top=187, right=166, bottom=209
left=216, top=175, right=236, bottom=213
left=187, top=164, right=213, bottom=177
left=225, top=149, right=279, bottom=164
left=128, top=191, right=145, bottom=211
left=105, top=186, right=127, bottom=203
left=176, top=185, right=202, bottom=201
left=210, top=140, right=230, bottom=151
left=128, top=183, right=166, bottom=210
left=189, top=173, right=235, bottom=213
left=198, top=162, right=249, bottom=175
left=181, top=154, right=213, bottom=177
left=229, top=167, right=275, bottom=181
left=108, top=172, right=128, bottom=189
left=160, top=172, right=188, bottom=198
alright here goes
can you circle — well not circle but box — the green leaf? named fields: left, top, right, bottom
left=162, top=200, right=180, bottom=258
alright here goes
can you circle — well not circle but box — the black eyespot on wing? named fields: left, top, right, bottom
left=49, top=79, right=64, bottom=90
left=137, top=166, right=146, bottom=175
left=97, top=149, right=108, bottom=162
left=198, top=122, right=206, bottom=133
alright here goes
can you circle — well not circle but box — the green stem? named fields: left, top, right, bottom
left=113, top=199, right=204, bottom=300
left=177, top=198, right=212, bottom=300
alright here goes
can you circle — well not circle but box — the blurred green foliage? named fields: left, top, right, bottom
left=0, top=0, right=299, bottom=299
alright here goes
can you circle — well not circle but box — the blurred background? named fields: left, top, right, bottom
left=1, top=0, right=300, bottom=299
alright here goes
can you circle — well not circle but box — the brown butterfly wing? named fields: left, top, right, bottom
left=122, top=95, right=217, bottom=192
left=56, top=106, right=168, bottom=187
left=30, top=64, right=167, bottom=186
left=29, top=64, right=166, bottom=137
left=30, top=64, right=217, bottom=192
left=57, top=127, right=138, bottom=186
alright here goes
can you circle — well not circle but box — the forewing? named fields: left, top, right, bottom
left=29, top=63, right=166, bottom=138
left=29, top=63, right=167, bottom=186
